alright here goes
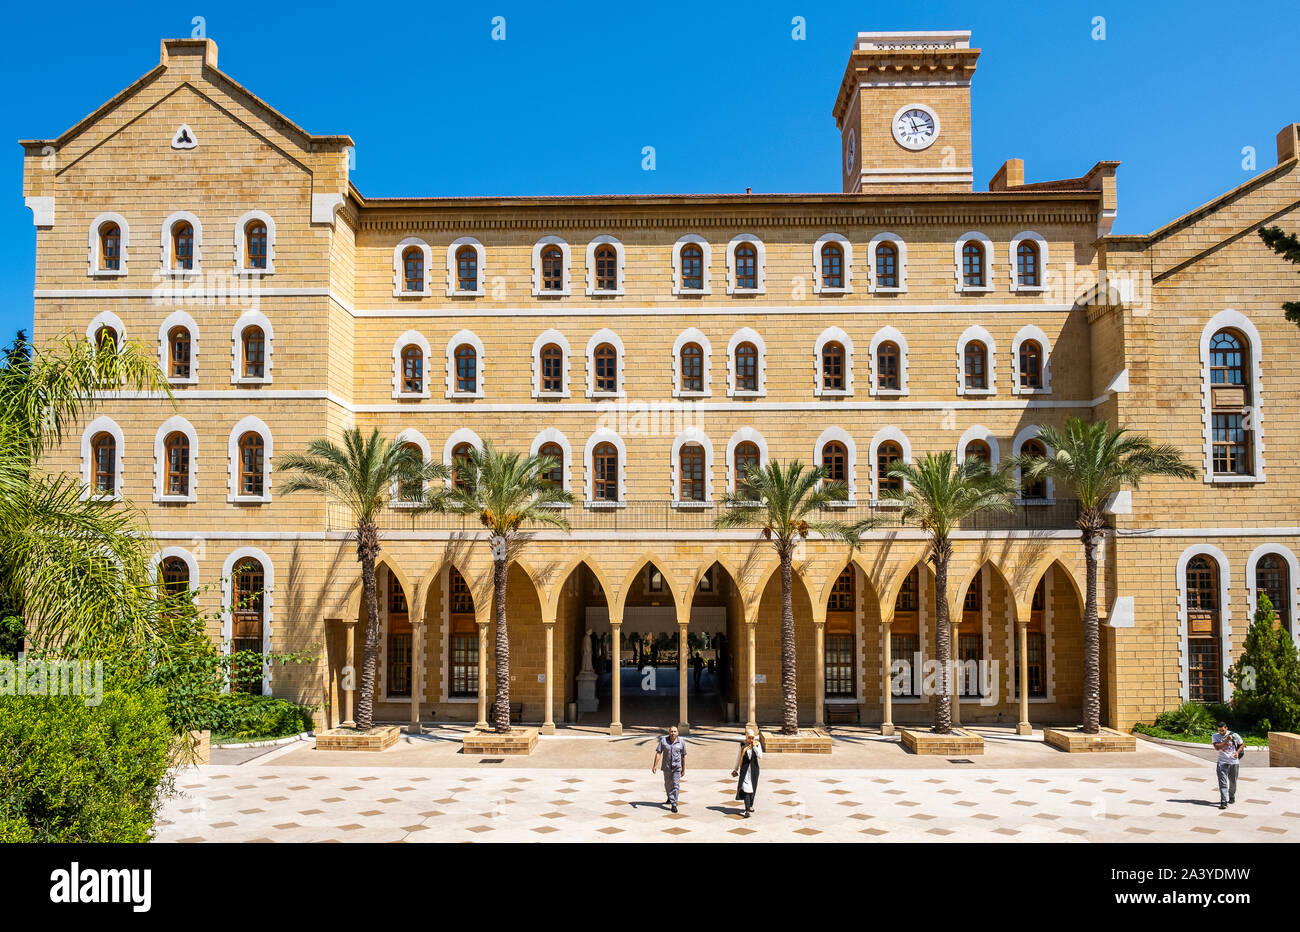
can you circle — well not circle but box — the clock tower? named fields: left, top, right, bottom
left=832, top=31, right=979, bottom=194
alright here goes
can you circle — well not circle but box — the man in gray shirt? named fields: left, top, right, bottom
left=1212, top=722, right=1243, bottom=809
left=651, top=725, right=687, bottom=813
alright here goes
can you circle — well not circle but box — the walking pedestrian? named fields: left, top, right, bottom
left=1212, top=722, right=1243, bottom=809
left=651, top=724, right=687, bottom=812
left=692, top=652, right=704, bottom=691
left=731, top=728, right=762, bottom=817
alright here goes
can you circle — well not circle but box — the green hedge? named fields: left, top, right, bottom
left=194, top=693, right=315, bottom=741
left=0, top=687, right=173, bottom=842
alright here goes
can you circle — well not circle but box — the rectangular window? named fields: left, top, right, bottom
left=1014, top=632, right=1046, bottom=698
left=826, top=634, right=854, bottom=697
left=957, top=634, right=983, bottom=697
left=890, top=633, right=921, bottom=697
left=387, top=633, right=411, bottom=698
left=1211, top=413, right=1249, bottom=475
left=451, top=633, right=478, bottom=697
left=1188, top=639, right=1221, bottom=702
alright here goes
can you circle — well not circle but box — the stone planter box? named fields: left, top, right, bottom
left=1268, top=732, right=1300, bottom=767
left=760, top=728, right=832, bottom=754
left=172, top=729, right=210, bottom=765
left=1044, top=726, right=1136, bottom=753
left=315, top=725, right=401, bottom=752
left=900, top=727, right=984, bottom=755
left=462, top=727, right=538, bottom=756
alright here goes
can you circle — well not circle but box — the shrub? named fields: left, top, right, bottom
left=1228, top=593, right=1300, bottom=733
left=194, top=693, right=315, bottom=741
left=0, top=615, right=24, bottom=659
left=1155, top=700, right=1216, bottom=736
left=0, top=686, right=174, bottom=842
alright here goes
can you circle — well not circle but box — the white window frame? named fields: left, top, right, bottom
left=585, top=329, right=625, bottom=398
left=531, top=329, right=572, bottom=399
left=868, top=426, right=912, bottom=504
left=1200, top=309, right=1265, bottom=483
left=1008, top=230, right=1048, bottom=293
left=532, top=235, right=572, bottom=296
left=1246, top=545, right=1300, bottom=647
left=670, top=427, right=715, bottom=507
left=152, top=546, right=199, bottom=592
left=392, top=330, right=432, bottom=400
left=86, top=310, right=127, bottom=349
left=160, top=210, right=202, bottom=276
left=445, top=329, right=485, bottom=399
left=227, top=415, right=273, bottom=504
left=1011, top=324, right=1052, bottom=395
left=725, top=233, right=766, bottom=295
left=814, top=326, right=855, bottom=397
left=158, top=310, right=199, bottom=385
left=867, top=232, right=908, bottom=294
left=1175, top=544, right=1233, bottom=703
left=868, top=326, right=909, bottom=397
left=233, top=209, right=276, bottom=275
left=221, top=546, right=274, bottom=694
left=671, top=328, right=712, bottom=398
left=954, top=231, right=994, bottom=294
left=814, top=426, right=857, bottom=504
left=153, top=415, right=199, bottom=504
left=956, top=424, right=1001, bottom=466
left=583, top=428, right=628, bottom=507
left=672, top=234, right=712, bottom=296
left=80, top=415, right=124, bottom=501
left=88, top=212, right=129, bottom=277
left=393, top=237, right=433, bottom=298
left=529, top=428, right=573, bottom=504
left=725, top=427, right=769, bottom=496
left=392, top=428, right=432, bottom=508
left=812, top=233, right=853, bottom=294
left=956, top=325, right=996, bottom=396
left=442, top=428, right=484, bottom=488
left=585, top=235, right=626, bottom=296
left=1011, top=425, right=1055, bottom=505
left=726, top=327, right=767, bottom=397
left=231, top=311, right=274, bottom=385
left=446, top=236, right=486, bottom=297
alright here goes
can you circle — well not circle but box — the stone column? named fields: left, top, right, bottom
left=950, top=621, right=962, bottom=728
left=542, top=622, right=556, bottom=735
left=408, top=620, right=425, bottom=734
left=476, top=622, right=489, bottom=730
left=342, top=619, right=358, bottom=728
left=880, top=621, right=894, bottom=736
left=746, top=623, right=758, bottom=732
left=1016, top=621, right=1032, bottom=736
left=610, top=621, right=623, bottom=736
left=814, top=622, right=827, bottom=730
left=677, top=621, right=690, bottom=735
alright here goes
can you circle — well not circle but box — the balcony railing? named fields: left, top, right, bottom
left=326, top=499, right=1083, bottom=534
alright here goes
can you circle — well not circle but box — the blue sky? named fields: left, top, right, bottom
left=5, top=0, right=1298, bottom=340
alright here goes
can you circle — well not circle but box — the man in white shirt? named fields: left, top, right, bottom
left=1212, top=722, right=1243, bottom=810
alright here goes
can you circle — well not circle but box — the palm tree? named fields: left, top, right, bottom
left=441, top=440, right=573, bottom=733
left=277, top=428, right=448, bottom=731
left=714, top=460, right=873, bottom=736
left=882, top=451, right=1017, bottom=734
left=1014, top=418, right=1194, bottom=733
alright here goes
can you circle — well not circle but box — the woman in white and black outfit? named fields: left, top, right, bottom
left=732, top=728, right=762, bottom=817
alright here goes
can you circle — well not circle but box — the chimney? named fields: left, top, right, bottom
left=1277, top=124, right=1300, bottom=164
left=988, top=158, right=1024, bottom=191
left=160, top=37, right=219, bottom=71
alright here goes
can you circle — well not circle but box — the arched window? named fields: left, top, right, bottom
left=1019, top=439, right=1046, bottom=500
left=387, top=569, right=412, bottom=698
left=401, top=344, right=424, bottom=394
left=168, top=326, right=191, bottom=380
left=244, top=220, right=268, bottom=270
left=1256, top=554, right=1290, bottom=629
left=1018, top=340, right=1043, bottom=390
left=964, top=439, right=991, bottom=466
left=821, top=440, right=847, bottom=483
left=679, top=443, right=706, bottom=502
left=961, top=240, right=985, bottom=288
left=1186, top=556, right=1221, bottom=701
left=450, top=442, right=474, bottom=490
left=826, top=566, right=855, bottom=698
left=172, top=222, right=195, bottom=271
left=595, top=244, right=618, bottom=292
left=1016, top=240, right=1039, bottom=287
left=876, top=241, right=899, bottom=289
left=734, top=242, right=758, bottom=290
left=892, top=567, right=921, bottom=697
left=164, top=431, right=190, bottom=496
left=828, top=568, right=854, bottom=612
left=877, top=441, right=903, bottom=496
left=538, top=442, right=564, bottom=488
left=876, top=341, right=900, bottom=391
left=821, top=242, right=844, bottom=290
left=593, top=442, right=619, bottom=502
left=94, top=325, right=119, bottom=352
left=1210, top=330, right=1246, bottom=387
left=540, top=343, right=564, bottom=394
left=964, top=341, right=988, bottom=390
left=455, top=245, right=478, bottom=293
left=242, top=326, right=266, bottom=379
left=822, top=341, right=845, bottom=391
left=402, top=246, right=424, bottom=293
left=454, top=344, right=477, bottom=394
left=734, top=441, right=761, bottom=486
left=680, top=243, right=704, bottom=291
left=397, top=442, right=424, bottom=503
left=734, top=341, right=758, bottom=392
left=1209, top=329, right=1253, bottom=476
left=541, top=245, right=564, bottom=291
left=238, top=432, right=265, bottom=497
left=161, top=556, right=190, bottom=595
left=680, top=342, right=704, bottom=393
left=230, top=558, right=265, bottom=695
left=593, top=343, right=618, bottom=394
left=91, top=432, right=116, bottom=493
left=449, top=567, right=477, bottom=697
left=100, top=222, right=121, bottom=271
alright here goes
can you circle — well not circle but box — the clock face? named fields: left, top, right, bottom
left=845, top=129, right=856, bottom=173
left=892, top=105, right=939, bottom=151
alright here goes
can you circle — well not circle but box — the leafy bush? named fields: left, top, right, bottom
left=1228, top=593, right=1300, bottom=734
left=0, top=686, right=174, bottom=842
left=193, top=693, right=315, bottom=741
left=1154, top=701, right=1216, bottom=736
left=0, top=615, right=24, bottom=659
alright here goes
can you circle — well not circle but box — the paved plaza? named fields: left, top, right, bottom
left=155, top=728, right=1300, bottom=843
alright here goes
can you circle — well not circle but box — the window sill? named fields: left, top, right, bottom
left=584, top=500, right=626, bottom=509
left=729, top=389, right=765, bottom=398
left=154, top=494, right=196, bottom=505
left=673, top=288, right=712, bottom=297
left=162, top=268, right=201, bottom=278
left=445, top=696, right=479, bottom=704
left=816, top=285, right=854, bottom=295
left=960, top=388, right=996, bottom=397
left=391, top=501, right=427, bottom=510
left=588, top=391, right=622, bottom=400
left=870, top=285, right=907, bottom=295
left=232, top=377, right=273, bottom=386
left=823, top=500, right=857, bottom=509
left=236, top=267, right=275, bottom=276
left=393, top=392, right=430, bottom=401
left=540, top=502, right=572, bottom=509
left=1015, top=498, right=1056, bottom=507
left=873, top=388, right=907, bottom=397
left=447, top=289, right=485, bottom=298
left=870, top=499, right=904, bottom=509
left=89, top=269, right=128, bottom=279
left=1014, top=387, right=1052, bottom=396
left=1010, top=284, right=1046, bottom=294
left=956, top=285, right=993, bottom=294
left=393, top=290, right=432, bottom=299
left=727, top=287, right=765, bottom=296
left=818, top=390, right=853, bottom=398
left=725, top=499, right=762, bottom=508
left=674, top=390, right=710, bottom=400
left=533, top=391, right=572, bottom=400
left=445, top=392, right=485, bottom=400
left=587, top=288, right=625, bottom=298
left=1206, top=474, right=1262, bottom=484
left=228, top=495, right=271, bottom=505
left=168, top=377, right=199, bottom=387
left=81, top=490, right=121, bottom=503
left=532, top=289, right=572, bottom=298
left=672, top=500, right=713, bottom=509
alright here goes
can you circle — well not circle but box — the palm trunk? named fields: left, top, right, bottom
left=780, top=545, right=798, bottom=736
left=1081, top=516, right=1103, bottom=734
left=492, top=538, right=511, bottom=733
left=932, top=536, right=953, bottom=735
left=355, top=520, right=381, bottom=732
